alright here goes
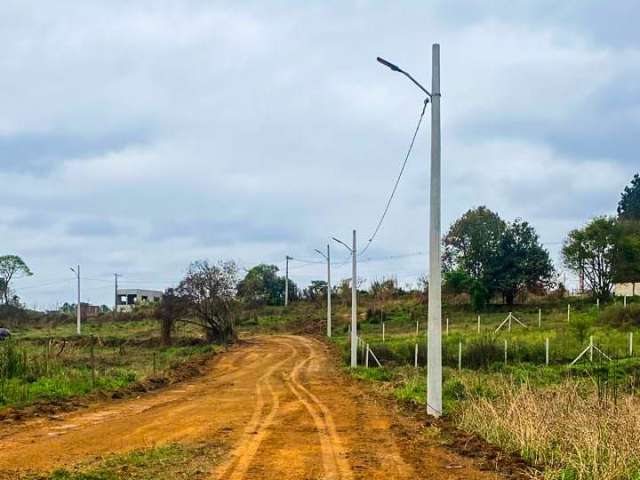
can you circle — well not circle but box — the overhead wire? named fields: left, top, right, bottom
left=359, top=98, right=429, bottom=257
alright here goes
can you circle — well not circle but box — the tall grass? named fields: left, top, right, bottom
left=456, top=379, right=640, bottom=479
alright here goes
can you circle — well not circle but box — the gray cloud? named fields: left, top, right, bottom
left=0, top=1, right=638, bottom=308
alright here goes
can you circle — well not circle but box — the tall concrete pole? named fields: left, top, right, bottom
left=351, top=229, right=357, bottom=368
left=76, top=265, right=81, bottom=335
left=285, top=255, right=291, bottom=306
left=114, top=273, right=120, bottom=321
left=426, top=43, right=442, bottom=417
left=326, top=244, right=332, bottom=337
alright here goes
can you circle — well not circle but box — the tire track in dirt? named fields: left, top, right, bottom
left=284, top=338, right=353, bottom=480
left=212, top=338, right=298, bottom=480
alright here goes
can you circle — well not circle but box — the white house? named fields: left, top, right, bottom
left=116, top=289, right=163, bottom=312
left=613, top=282, right=639, bottom=297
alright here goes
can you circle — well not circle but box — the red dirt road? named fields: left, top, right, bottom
left=0, top=335, right=506, bottom=479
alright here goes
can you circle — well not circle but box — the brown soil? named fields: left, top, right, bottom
left=0, top=335, right=520, bottom=479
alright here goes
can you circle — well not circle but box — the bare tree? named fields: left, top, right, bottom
left=177, top=260, right=239, bottom=343
left=155, top=288, right=188, bottom=346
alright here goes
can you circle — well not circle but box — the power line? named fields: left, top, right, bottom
left=360, top=99, right=429, bottom=256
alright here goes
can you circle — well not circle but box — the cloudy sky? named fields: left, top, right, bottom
left=2, top=1, right=639, bottom=309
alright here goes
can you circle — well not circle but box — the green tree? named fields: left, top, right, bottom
left=617, top=173, right=640, bottom=220
left=444, top=206, right=506, bottom=281
left=490, top=219, right=555, bottom=305
left=562, top=217, right=618, bottom=300
left=237, top=264, right=297, bottom=307
left=0, top=255, right=32, bottom=305
left=613, top=220, right=640, bottom=292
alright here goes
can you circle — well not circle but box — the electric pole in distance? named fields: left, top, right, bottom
left=333, top=230, right=357, bottom=367
left=114, top=273, right=121, bottom=321
left=314, top=244, right=332, bottom=337
left=70, top=265, right=81, bottom=335
left=284, top=255, right=292, bottom=306
left=377, top=43, right=442, bottom=417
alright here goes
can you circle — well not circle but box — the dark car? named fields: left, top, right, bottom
left=0, top=328, right=10, bottom=340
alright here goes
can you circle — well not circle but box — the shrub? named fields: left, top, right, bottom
left=600, top=304, right=640, bottom=327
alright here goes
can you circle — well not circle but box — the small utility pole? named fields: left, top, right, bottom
left=314, top=245, right=332, bottom=337
left=332, top=230, right=358, bottom=367
left=70, top=265, right=81, bottom=335
left=114, top=273, right=121, bottom=321
left=284, top=255, right=292, bottom=306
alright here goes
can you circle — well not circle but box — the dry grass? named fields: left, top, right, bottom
left=456, top=380, right=640, bottom=479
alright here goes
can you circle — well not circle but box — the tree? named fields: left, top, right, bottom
left=176, top=260, right=239, bottom=343
left=612, top=220, right=640, bottom=293
left=237, top=264, right=297, bottom=307
left=444, top=207, right=506, bottom=281
left=490, top=219, right=555, bottom=305
left=445, top=208, right=554, bottom=307
left=562, top=217, right=618, bottom=300
left=617, top=173, right=640, bottom=220
left=302, top=280, right=327, bottom=302
left=444, top=207, right=505, bottom=308
left=156, top=288, right=188, bottom=346
left=0, top=256, right=32, bottom=305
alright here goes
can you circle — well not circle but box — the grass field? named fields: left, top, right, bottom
left=0, top=317, right=216, bottom=410
left=328, top=296, right=640, bottom=480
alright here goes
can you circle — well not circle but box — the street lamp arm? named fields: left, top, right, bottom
left=314, top=249, right=328, bottom=260
left=376, top=57, right=431, bottom=98
left=331, top=237, right=352, bottom=253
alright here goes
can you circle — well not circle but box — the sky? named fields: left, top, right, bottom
left=1, top=1, right=639, bottom=309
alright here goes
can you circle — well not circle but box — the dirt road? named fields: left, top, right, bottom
left=0, top=335, right=505, bottom=479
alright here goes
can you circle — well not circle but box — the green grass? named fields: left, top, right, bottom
left=0, top=319, right=218, bottom=409
left=20, top=442, right=227, bottom=480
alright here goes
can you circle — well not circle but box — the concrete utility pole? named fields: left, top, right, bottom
left=70, top=265, right=81, bottom=335
left=351, top=230, right=357, bottom=367
left=332, top=230, right=358, bottom=367
left=114, top=273, right=121, bottom=321
left=314, top=245, right=332, bottom=337
left=376, top=43, right=441, bottom=416
left=284, top=255, right=292, bottom=306
left=426, top=43, right=442, bottom=417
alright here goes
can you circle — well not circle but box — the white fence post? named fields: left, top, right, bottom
left=477, top=315, right=481, bottom=334
left=504, top=339, right=508, bottom=365
left=446, top=317, right=449, bottom=336
left=589, top=336, right=594, bottom=362
left=366, top=344, right=370, bottom=368
left=458, top=341, right=462, bottom=371
left=414, top=343, right=418, bottom=368
left=624, top=295, right=627, bottom=308
left=545, top=337, right=550, bottom=366
left=567, top=304, right=571, bottom=323
left=538, top=308, right=542, bottom=328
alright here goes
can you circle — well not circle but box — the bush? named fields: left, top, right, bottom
left=600, top=304, right=640, bottom=327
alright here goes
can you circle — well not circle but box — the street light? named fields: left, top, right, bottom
left=332, top=230, right=357, bottom=368
left=70, top=265, right=81, bottom=335
left=314, top=245, right=332, bottom=338
left=377, top=44, right=442, bottom=417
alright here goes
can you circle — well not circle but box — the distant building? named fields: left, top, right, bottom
left=80, top=302, right=100, bottom=319
left=116, top=289, right=163, bottom=312
left=613, top=282, right=639, bottom=297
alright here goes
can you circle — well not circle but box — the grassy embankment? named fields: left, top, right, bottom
left=0, top=316, right=216, bottom=410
